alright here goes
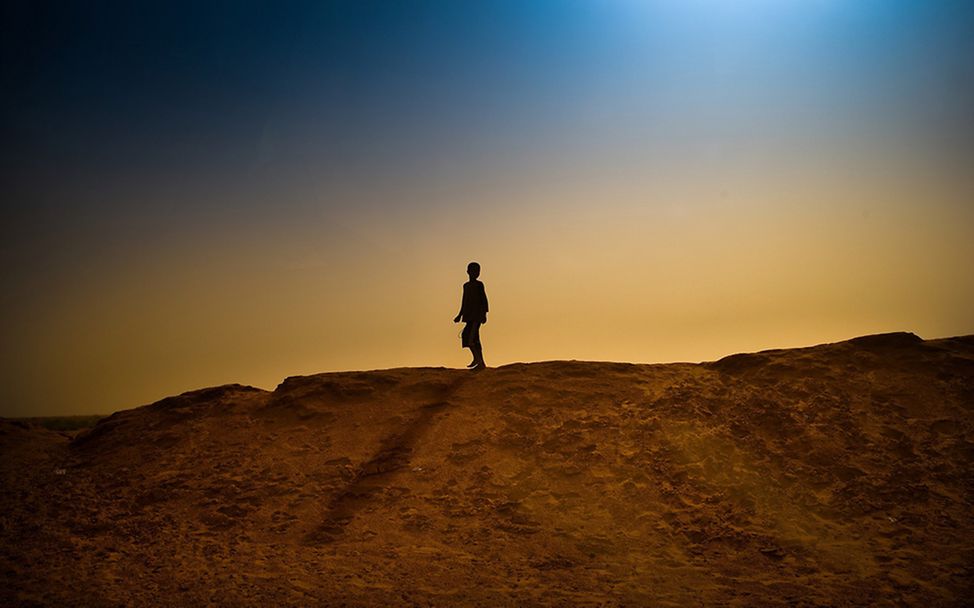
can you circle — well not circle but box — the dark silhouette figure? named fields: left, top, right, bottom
left=453, top=261, right=488, bottom=370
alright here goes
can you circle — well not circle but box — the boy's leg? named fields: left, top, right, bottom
left=471, top=323, right=486, bottom=369
left=462, top=323, right=478, bottom=367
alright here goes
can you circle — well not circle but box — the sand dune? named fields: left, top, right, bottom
left=2, top=332, right=972, bottom=606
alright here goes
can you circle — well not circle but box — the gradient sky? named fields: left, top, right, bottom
left=2, top=1, right=973, bottom=416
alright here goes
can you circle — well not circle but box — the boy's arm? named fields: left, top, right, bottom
left=453, top=287, right=463, bottom=323
left=482, top=283, right=489, bottom=322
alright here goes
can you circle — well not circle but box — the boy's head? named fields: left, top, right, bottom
left=466, top=261, right=481, bottom=279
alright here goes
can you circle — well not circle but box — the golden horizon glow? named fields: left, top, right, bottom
left=5, top=152, right=972, bottom=416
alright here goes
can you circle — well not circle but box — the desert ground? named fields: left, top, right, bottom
left=1, top=332, right=972, bottom=607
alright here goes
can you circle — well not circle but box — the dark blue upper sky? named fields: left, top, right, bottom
left=3, top=2, right=607, bottom=175
left=6, top=1, right=970, bottom=177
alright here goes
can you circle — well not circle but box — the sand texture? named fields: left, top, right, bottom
left=2, top=332, right=973, bottom=606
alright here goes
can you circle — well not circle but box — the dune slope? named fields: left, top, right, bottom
left=2, top=332, right=973, bottom=606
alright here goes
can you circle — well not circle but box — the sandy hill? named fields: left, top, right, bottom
left=1, top=332, right=973, bottom=607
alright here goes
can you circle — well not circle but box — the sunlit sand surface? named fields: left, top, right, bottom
left=2, top=332, right=972, bottom=606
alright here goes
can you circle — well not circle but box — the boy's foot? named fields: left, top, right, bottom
left=470, top=361, right=487, bottom=371
left=466, top=360, right=479, bottom=368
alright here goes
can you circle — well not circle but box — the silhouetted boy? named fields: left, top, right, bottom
left=453, top=261, right=489, bottom=370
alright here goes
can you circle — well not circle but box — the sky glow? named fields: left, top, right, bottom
left=1, top=1, right=972, bottom=416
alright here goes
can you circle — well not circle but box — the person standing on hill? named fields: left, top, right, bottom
left=453, top=261, right=489, bottom=370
